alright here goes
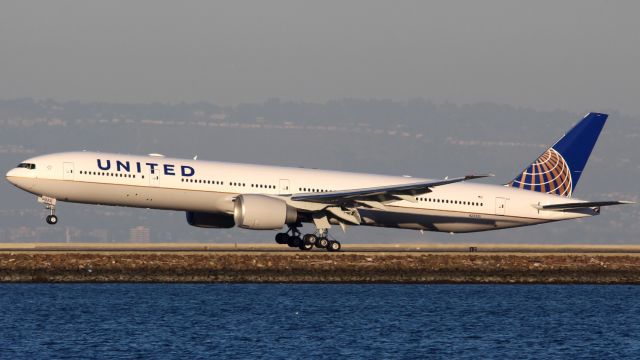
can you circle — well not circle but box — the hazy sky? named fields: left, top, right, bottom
left=2, top=1, right=639, bottom=115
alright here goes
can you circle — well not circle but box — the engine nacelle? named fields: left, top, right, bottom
left=186, top=211, right=235, bottom=228
left=233, top=194, right=297, bottom=230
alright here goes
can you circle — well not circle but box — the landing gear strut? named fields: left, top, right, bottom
left=274, top=226, right=341, bottom=252
left=38, top=196, right=58, bottom=225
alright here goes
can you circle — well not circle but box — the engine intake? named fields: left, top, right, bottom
left=186, top=211, right=235, bottom=228
left=233, top=194, right=297, bottom=230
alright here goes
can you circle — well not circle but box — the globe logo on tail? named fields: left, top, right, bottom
left=508, top=148, right=572, bottom=197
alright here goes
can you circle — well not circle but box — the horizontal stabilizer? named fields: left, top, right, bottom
left=537, top=200, right=635, bottom=211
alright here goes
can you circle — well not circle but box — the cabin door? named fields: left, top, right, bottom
left=495, top=197, right=506, bottom=216
left=279, top=179, right=291, bottom=195
left=63, top=162, right=74, bottom=180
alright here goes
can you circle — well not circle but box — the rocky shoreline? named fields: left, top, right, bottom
left=2, top=252, right=640, bottom=283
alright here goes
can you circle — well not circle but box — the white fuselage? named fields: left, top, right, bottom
left=6, top=151, right=595, bottom=233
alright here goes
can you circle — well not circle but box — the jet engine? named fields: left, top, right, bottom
left=186, top=211, right=235, bottom=228
left=233, top=194, right=297, bottom=230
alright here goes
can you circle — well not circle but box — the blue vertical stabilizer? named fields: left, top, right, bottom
left=507, top=112, right=608, bottom=197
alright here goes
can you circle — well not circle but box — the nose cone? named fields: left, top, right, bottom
left=5, top=168, right=18, bottom=185
left=5, top=168, right=35, bottom=190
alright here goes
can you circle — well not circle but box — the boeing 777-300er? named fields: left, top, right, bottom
left=5, top=112, right=634, bottom=251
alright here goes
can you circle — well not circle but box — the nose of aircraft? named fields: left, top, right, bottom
left=5, top=168, right=18, bottom=185
left=6, top=168, right=35, bottom=189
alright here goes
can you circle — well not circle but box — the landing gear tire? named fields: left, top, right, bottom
left=287, top=236, right=301, bottom=248
left=298, top=242, right=314, bottom=251
left=316, top=237, right=329, bottom=249
left=303, top=234, right=318, bottom=246
left=46, top=215, right=58, bottom=225
left=327, top=240, right=341, bottom=252
left=275, top=232, right=289, bottom=244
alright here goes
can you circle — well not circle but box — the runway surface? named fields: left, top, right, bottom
left=2, top=242, right=640, bottom=255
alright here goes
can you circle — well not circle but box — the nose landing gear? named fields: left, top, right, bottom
left=38, top=196, right=58, bottom=225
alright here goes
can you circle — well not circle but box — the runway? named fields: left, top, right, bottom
left=2, top=242, right=640, bottom=254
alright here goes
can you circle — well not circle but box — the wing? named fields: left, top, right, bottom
left=537, top=200, right=635, bottom=211
left=290, top=174, right=492, bottom=206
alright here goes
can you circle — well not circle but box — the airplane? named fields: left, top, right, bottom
left=5, top=112, right=634, bottom=251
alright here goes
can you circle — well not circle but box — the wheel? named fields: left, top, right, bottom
left=298, top=242, right=313, bottom=251
left=46, top=215, right=58, bottom=225
left=287, top=236, right=301, bottom=248
left=275, top=232, right=289, bottom=244
left=303, top=234, right=317, bottom=246
left=327, top=240, right=341, bottom=252
left=316, top=237, right=329, bottom=248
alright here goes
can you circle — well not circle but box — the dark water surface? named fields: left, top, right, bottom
left=0, top=284, right=638, bottom=359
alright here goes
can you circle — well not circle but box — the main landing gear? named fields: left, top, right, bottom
left=275, top=226, right=341, bottom=252
left=38, top=196, right=58, bottom=225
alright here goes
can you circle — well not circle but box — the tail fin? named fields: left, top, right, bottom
left=507, top=112, right=608, bottom=197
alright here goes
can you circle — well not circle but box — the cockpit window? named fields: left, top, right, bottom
left=17, top=163, right=36, bottom=170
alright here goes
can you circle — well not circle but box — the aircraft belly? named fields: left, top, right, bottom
left=31, top=179, right=233, bottom=213
left=358, top=207, right=543, bottom=233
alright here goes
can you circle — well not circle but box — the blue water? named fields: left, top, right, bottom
left=0, top=284, right=639, bottom=359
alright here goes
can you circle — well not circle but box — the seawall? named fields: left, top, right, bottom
left=2, top=250, right=640, bottom=283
